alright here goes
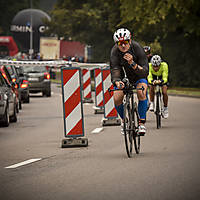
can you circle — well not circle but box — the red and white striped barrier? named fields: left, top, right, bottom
left=93, top=68, right=104, bottom=114
left=101, top=67, right=121, bottom=126
left=82, top=68, right=93, bottom=103
left=61, top=67, right=88, bottom=147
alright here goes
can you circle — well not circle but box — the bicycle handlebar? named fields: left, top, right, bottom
left=152, top=79, right=164, bottom=86
left=108, top=81, right=144, bottom=94
left=108, top=86, right=144, bottom=93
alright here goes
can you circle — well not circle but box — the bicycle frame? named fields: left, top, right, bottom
left=109, top=80, right=143, bottom=157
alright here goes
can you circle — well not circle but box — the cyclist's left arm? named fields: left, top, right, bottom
left=134, top=44, right=149, bottom=77
left=127, top=42, right=149, bottom=77
left=162, top=62, right=169, bottom=84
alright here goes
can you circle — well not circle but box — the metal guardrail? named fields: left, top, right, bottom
left=0, top=59, right=109, bottom=69
left=0, top=59, right=68, bottom=67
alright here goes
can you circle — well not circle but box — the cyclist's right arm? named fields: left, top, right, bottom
left=147, top=63, right=153, bottom=84
left=115, top=80, right=125, bottom=89
left=110, top=46, right=124, bottom=88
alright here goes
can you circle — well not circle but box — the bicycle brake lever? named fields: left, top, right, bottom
left=141, top=86, right=145, bottom=94
left=119, top=83, right=123, bottom=89
left=108, top=87, right=112, bottom=97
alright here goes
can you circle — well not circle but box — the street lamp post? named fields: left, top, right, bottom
left=29, top=0, right=34, bottom=59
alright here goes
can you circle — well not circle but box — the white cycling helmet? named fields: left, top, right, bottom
left=113, top=28, right=131, bottom=43
left=143, top=46, right=151, bottom=54
left=151, top=55, right=162, bottom=66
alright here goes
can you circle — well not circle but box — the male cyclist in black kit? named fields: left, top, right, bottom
left=143, top=46, right=153, bottom=63
left=110, top=28, right=149, bottom=135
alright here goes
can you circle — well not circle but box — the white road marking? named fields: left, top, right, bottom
left=91, top=127, right=103, bottom=134
left=5, top=158, right=42, bottom=169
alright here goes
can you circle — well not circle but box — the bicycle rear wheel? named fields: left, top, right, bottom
left=123, top=96, right=133, bottom=158
left=133, top=102, right=140, bottom=154
left=156, top=93, right=161, bottom=129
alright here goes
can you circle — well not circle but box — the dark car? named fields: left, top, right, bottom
left=5, top=65, right=25, bottom=108
left=0, top=72, right=17, bottom=127
left=0, top=65, right=20, bottom=112
left=15, top=66, right=30, bottom=103
left=22, top=66, right=51, bottom=97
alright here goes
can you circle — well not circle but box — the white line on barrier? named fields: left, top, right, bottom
left=83, top=70, right=90, bottom=80
left=91, top=127, right=103, bottom=134
left=5, top=158, right=42, bottom=169
left=84, top=103, right=91, bottom=105
left=65, top=102, right=82, bottom=134
left=64, top=71, right=79, bottom=102
left=84, top=85, right=91, bottom=98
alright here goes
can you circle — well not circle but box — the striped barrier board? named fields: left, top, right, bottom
left=82, top=68, right=93, bottom=103
left=61, top=67, right=88, bottom=147
left=93, top=68, right=104, bottom=114
left=101, top=67, right=121, bottom=126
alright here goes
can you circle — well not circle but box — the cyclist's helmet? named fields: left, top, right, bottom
left=151, top=55, right=162, bottom=66
left=113, top=28, right=131, bottom=43
left=143, top=46, right=151, bottom=54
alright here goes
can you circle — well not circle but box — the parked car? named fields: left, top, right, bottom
left=0, top=65, right=20, bottom=112
left=22, top=66, right=51, bottom=97
left=0, top=71, right=17, bottom=127
left=15, top=66, right=30, bottom=103
left=5, top=65, right=25, bottom=109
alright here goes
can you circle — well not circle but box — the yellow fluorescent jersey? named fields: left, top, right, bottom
left=148, top=62, right=169, bottom=84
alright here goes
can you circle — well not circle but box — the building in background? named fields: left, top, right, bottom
left=40, top=37, right=60, bottom=59
left=40, top=37, right=87, bottom=62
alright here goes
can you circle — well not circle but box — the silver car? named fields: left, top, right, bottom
left=23, top=66, right=51, bottom=97
left=0, top=72, right=17, bottom=127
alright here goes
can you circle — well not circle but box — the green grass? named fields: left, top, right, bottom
left=51, top=74, right=200, bottom=97
left=168, top=88, right=200, bottom=97
left=51, top=79, right=61, bottom=84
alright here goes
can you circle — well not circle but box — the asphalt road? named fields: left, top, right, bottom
left=0, top=83, right=199, bottom=200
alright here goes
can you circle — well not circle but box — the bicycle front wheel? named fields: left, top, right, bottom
left=156, top=93, right=161, bottom=129
left=123, top=96, right=133, bottom=158
left=133, top=102, right=140, bottom=154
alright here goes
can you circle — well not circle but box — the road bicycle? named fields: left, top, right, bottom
left=109, top=78, right=144, bottom=158
left=153, top=79, right=164, bottom=129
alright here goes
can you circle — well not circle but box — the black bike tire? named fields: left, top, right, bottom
left=159, top=94, right=162, bottom=128
left=123, top=95, right=133, bottom=158
left=156, top=93, right=161, bottom=129
left=133, top=102, right=140, bottom=154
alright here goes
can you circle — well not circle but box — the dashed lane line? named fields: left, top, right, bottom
left=5, top=158, right=42, bottom=169
left=91, top=127, right=103, bottom=134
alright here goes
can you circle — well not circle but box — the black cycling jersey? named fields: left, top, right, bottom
left=147, top=54, right=153, bottom=63
left=110, top=40, right=149, bottom=85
